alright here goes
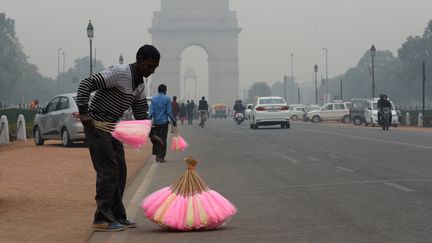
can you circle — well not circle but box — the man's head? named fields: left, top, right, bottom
left=135, top=45, right=160, bottom=78
left=158, top=84, right=167, bottom=94
left=201, top=96, right=205, bottom=100
left=173, top=96, right=177, bottom=101
left=382, top=94, right=388, bottom=100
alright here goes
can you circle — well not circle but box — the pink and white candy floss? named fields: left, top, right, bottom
left=111, top=120, right=152, bottom=149
left=170, top=135, right=189, bottom=152
left=141, top=157, right=236, bottom=231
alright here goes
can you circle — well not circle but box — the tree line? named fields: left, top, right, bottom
left=246, top=20, right=432, bottom=107
left=0, top=13, right=104, bottom=107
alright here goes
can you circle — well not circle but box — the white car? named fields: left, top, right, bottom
left=245, top=103, right=253, bottom=119
left=288, top=105, right=305, bottom=121
left=364, top=98, right=399, bottom=126
left=306, top=102, right=350, bottom=123
left=249, top=96, right=290, bottom=129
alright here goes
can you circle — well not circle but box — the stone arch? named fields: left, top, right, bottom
left=148, top=0, right=241, bottom=105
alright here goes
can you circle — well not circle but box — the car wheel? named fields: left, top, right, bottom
left=33, top=127, right=44, bottom=146
left=342, top=115, right=351, bottom=123
left=253, top=123, right=259, bottom=129
left=250, top=123, right=253, bottom=129
left=61, top=128, right=73, bottom=147
left=291, top=115, right=298, bottom=121
left=281, top=123, right=285, bottom=128
left=286, top=122, right=291, bottom=129
left=353, top=117, right=363, bottom=126
left=312, top=116, right=320, bottom=123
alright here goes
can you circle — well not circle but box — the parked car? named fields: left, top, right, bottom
left=350, top=98, right=368, bottom=126
left=245, top=103, right=253, bottom=119
left=303, top=104, right=321, bottom=121
left=306, top=102, right=350, bottom=123
left=33, top=93, right=86, bottom=147
left=249, top=96, right=290, bottom=129
left=288, top=105, right=305, bottom=121
left=364, top=98, right=399, bottom=127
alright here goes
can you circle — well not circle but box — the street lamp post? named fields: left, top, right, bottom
left=291, top=53, right=294, bottom=101
left=62, top=51, right=65, bottom=92
left=57, top=47, right=62, bottom=93
left=323, top=48, right=328, bottom=103
left=119, top=53, right=124, bottom=64
left=314, top=64, right=318, bottom=104
left=370, top=44, right=376, bottom=98
left=283, top=75, right=288, bottom=102
left=87, top=20, right=94, bottom=76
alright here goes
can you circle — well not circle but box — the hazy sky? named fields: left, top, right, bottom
left=3, top=0, right=432, bottom=96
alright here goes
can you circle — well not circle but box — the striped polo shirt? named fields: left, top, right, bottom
left=76, top=64, right=149, bottom=122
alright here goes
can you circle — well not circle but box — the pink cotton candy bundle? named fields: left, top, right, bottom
left=94, top=120, right=152, bottom=149
left=171, top=135, right=189, bottom=152
left=141, top=156, right=237, bottom=231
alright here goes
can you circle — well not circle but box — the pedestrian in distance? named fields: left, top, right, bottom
left=179, top=102, right=187, bottom=125
left=76, top=44, right=160, bottom=232
left=151, top=84, right=177, bottom=162
left=171, top=96, right=180, bottom=133
left=186, top=100, right=194, bottom=125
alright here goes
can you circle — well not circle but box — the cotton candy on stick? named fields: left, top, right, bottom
left=141, top=156, right=236, bottom=231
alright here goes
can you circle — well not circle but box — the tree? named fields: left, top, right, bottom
left=247, top=82, right=272, bottom=102
left=0, top=13, right=55, bottom=105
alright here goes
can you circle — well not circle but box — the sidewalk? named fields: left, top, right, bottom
left=0, top=140, right=151, bottom=243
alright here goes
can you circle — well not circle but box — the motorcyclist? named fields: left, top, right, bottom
left=377, top=94, right=392, bottom=125
left=233, top=100, right=245, bottom=116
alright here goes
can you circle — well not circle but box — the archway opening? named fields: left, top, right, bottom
left=180, top=46, right=209, bottom=104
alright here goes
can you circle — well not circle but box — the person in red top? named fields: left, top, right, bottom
left=171, top=96, right=180, bottom=133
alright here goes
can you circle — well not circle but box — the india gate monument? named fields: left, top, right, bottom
left=148, top=0, right=241, bottom=105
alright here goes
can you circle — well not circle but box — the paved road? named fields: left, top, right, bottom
left=89, top=120, right=432, bottom=243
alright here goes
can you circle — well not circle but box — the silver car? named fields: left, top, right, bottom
left=33, top=93, right=85, bottom=147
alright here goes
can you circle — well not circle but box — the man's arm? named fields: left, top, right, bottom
left=132, top=89, right=149, bottom=120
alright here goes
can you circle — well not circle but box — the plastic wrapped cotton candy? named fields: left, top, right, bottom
left=94, top=120, right=152, bottom=149
left=142, top=156, right=236, bottom=231
left=170, top=127, right=189, bottom=152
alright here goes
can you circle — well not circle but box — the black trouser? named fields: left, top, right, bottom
left=84, top=126, right=127, bottom=224
left=187, top=112, right=193, bottom=125
left=152, top=122, right=169, bottom=159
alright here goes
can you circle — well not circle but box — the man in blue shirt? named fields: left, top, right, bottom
left=151, top=84, right=177, bottom=162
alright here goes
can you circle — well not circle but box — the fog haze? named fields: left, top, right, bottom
left=3, top=0, right=432, bottom=95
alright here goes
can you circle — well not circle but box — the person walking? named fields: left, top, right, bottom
left=151, top=84, right=177, bottom=162
left=186, top=100, right=194, bottom=125
left=76, top=44, right=160, bottom=232
left=170, top=96, right=179, bottom=133
left=179, top=102, right=187, bottom=125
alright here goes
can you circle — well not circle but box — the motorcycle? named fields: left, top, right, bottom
left=380, top=107, right=391, bottom=131
left=234, top=112, right=244, bottom=125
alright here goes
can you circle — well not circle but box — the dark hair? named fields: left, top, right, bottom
left=202, top=96, right=205, bottom=100
left=173, top=96, right=177, bottom=101
left=158, top=84, right=167, bottom=93
left=136, top=45, right=160, bottom=61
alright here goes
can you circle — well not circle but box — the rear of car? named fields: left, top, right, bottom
left=350, top=98, right=368, bottom=126
left=249, top=96, right=290, bottom=129
left=33, top=93, right=86, bottom=147
left=288, top=105, right=305, bottom=121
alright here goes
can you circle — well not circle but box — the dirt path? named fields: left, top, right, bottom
left=0, top=140, right=151, bottom=243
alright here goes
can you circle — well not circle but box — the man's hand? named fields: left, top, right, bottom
left=80, top=114, right=94, bottom=128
